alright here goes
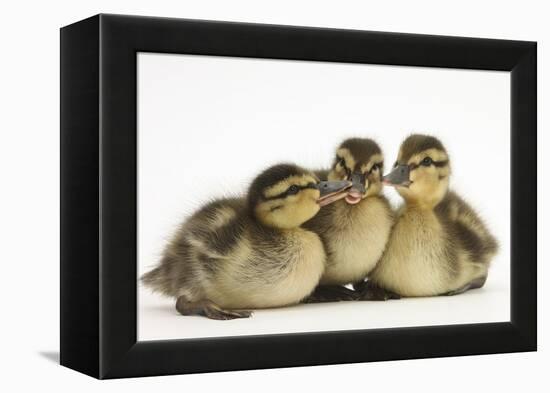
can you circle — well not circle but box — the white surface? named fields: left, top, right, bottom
left=140, top=284, right=510, bottom=341
left=0, top=0, right=546, bottom=391
left=138, top=53, right=510, bottom=340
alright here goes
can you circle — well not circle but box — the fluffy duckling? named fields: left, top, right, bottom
left=366, top=134, right=498, bottom=298
left=304, top=138, right=394, bottom=301
left=141, top=164, right=351, bottom=319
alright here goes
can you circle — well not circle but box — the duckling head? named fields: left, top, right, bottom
left=248, top=164, right=351, bottom=229
left=383, top=134, right=451, bottom=208
left=327, top=138, right=385, bottom=205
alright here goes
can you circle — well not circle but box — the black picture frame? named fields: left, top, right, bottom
left=60, top=14, right=537, bottom=379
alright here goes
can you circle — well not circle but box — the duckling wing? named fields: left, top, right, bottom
left=436, top=191, right=498, bottom=265
left=141, top=198, right=248, bottom=297
left=184, top=198, right=248, bottom=260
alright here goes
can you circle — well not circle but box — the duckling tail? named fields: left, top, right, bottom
left=485, top=233, right=499, bottom=260
left=140, top=266, right=163, bottom=290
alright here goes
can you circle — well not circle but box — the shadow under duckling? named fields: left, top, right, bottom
left=304, top=138, right=394, bottom=301
left=365, top=134, right=498, bottom=299
left=141, top=164, right=351, bottom=319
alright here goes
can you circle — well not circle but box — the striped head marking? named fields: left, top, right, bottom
left=328, top=138, right=384, bottom=204
left=384, top=134, right=451, bottom=208
left=249, top=164, right=350, bottom=229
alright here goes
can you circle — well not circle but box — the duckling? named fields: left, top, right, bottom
left=141, top=164, right=351, bottom=320
left=365, top=134, right=498, bottom=298
left=303, top=138, right=394, bottom=301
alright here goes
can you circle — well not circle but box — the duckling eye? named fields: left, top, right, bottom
left=421, top=157, right=433, bottom=166
left=287, top=185, right=300, bottom=195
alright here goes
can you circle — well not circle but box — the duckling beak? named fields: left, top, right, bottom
left=346, top=172, right=367, bottom=205
left=383, top=165, right=412, bottom=187
left=316, top=180, right=353, bottom=207
left=349, top=172, right=367, bottom=194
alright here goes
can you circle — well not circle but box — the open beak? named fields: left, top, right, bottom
left=316, top=180, right=352, bottom=207
left=345, top=172, right=367, bottom=205
left=382, top=165, right=412, bottom=187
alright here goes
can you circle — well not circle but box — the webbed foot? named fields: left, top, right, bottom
left=444, top=275, right=487, bottom=296
left=304, top=285, right=358, bottom=303
left=352, top=280, right=368, bottom=292
left=176, top=297, right=252, bottom=320
left=356, top=281, right=401, bottom=301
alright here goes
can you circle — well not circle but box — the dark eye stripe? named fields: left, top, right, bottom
left=369, top=162, right=383, bottom=174
left=409, top=159, right=448, bottom=171
left=262, top=182, right=317, bottom=201
left=421, top=157, right=433, bottom=166
left=335, top=155, right=351, bottom=175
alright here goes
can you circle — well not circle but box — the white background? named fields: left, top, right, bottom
left=138, top=53, right=510, bottom=340
left=0, top=0, right=547, bottom=391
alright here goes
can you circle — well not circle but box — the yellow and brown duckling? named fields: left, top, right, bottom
left=141, top=164, right=351, bottom=319
left=365, top=134, right=498, bottom=298
left=304, top=138, right=394, bottom=301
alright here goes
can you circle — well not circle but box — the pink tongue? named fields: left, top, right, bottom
left=317, top=191, right=348, bottom=207
left=345, top=191, right=362, bottom=205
